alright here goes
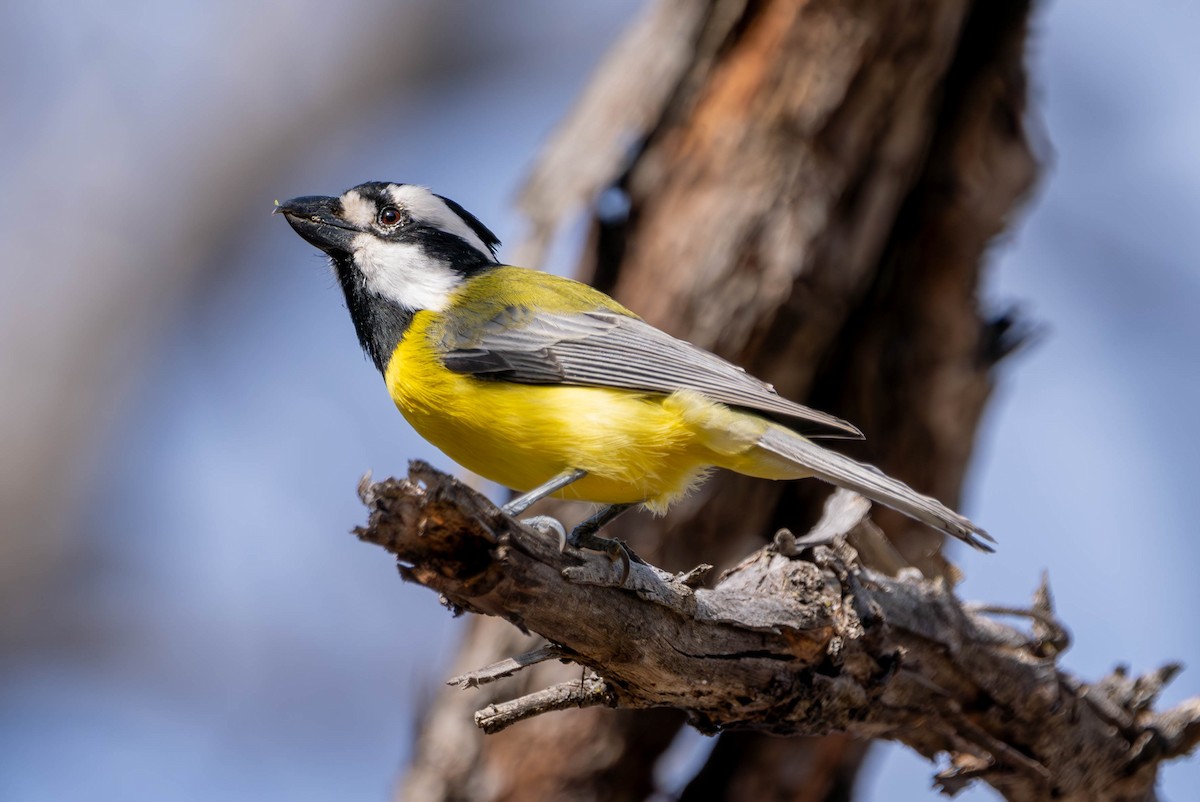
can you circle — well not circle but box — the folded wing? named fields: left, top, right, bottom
left=441, top=308, right=863, bottom=439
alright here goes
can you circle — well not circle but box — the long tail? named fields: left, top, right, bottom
left=757, top=427, right=994, bottom=552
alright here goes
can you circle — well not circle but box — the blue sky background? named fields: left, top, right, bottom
left=1, top=2, right=1196, bottom=800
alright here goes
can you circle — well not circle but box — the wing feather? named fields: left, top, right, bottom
left=441, top=309, right=862, bottom=439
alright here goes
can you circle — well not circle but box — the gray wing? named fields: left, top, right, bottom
left=441, top=309, right=863, bottom=439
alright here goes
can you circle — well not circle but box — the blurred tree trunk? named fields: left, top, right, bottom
left=400, top=0, right=1037, bottom=799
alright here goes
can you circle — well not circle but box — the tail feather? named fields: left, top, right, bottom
left=757, top=427, right=994, bottom=552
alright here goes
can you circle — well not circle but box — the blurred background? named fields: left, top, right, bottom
left=1, top=1, right=1196, bottom=799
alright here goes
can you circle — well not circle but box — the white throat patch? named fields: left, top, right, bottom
left=350, top=233, right=461, bottom=312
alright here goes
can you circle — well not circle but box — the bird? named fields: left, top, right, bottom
left=276, top=181, right=993, bottom=559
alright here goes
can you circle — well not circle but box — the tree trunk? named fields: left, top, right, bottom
left=402, top=0, right=1043, bottom=798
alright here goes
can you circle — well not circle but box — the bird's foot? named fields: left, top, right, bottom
left=512, top=501, right=644, bottom=583
left=566, top=527, right=646, bottom=585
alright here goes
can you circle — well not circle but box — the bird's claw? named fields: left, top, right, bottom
left=568, top=530, right=644, bottom=585
left=607, top=540, right=634, bottom=585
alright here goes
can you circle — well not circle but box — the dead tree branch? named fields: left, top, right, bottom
left=362, top=463, right=1200, bottom=802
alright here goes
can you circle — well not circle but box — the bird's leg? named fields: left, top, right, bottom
left=567, top=504, right=645, bottom=581
left=568, top=503, right=635, bottom=551
left=502, top=468, right=587, bottom=517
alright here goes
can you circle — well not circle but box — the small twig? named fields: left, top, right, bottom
left=474, top=675, right=615, bottom=734
left=448, top=644, right=569, bottom=689
left=963, top=603, right=1070, bottom=654
left=1146, top=698, right=1200, bottom=763
left=943, top=705, right=1053, bottom=782
left=676, top=563, right=714, bottom=587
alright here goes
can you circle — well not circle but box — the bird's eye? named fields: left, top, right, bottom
left=378, top=206, right=402, bottom=227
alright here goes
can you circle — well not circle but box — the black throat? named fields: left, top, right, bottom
left=332, top=257, right=414, bottom=374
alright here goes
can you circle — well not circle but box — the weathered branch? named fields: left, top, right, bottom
left=362, top=463, right=1199, bottom=802
left=473, top=675, right=616, bottom=735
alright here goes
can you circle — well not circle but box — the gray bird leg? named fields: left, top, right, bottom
left=568, top=503, right=635, bottom=552
left=502, top=468, right=587, bottom=517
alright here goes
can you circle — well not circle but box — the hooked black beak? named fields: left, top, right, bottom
left=275, top=195, right=357, bottom=256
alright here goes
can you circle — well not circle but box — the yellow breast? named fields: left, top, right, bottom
left=385, top=310, right=776, bottom=512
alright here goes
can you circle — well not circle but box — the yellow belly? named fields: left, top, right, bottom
left=385, top=312, right=797, bottom=512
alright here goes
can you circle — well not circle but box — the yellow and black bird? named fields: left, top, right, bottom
left=277, top=182, right=992, bottom=555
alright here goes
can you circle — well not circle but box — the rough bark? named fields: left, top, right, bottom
left=371, top=464, right=1200, bottom=801
left=402, top=0, right=1040, bottom=798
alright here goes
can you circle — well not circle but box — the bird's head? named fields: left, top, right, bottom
left=277, top=181, right=500, bottom=310
left=276, top=182, right=500, bottom=370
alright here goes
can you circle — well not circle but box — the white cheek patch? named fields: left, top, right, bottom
left=351, top=233, right=460, bottom=312
left=339, top=190, right=376, bottom=228
left=387, top=184, right=495, bottom=262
